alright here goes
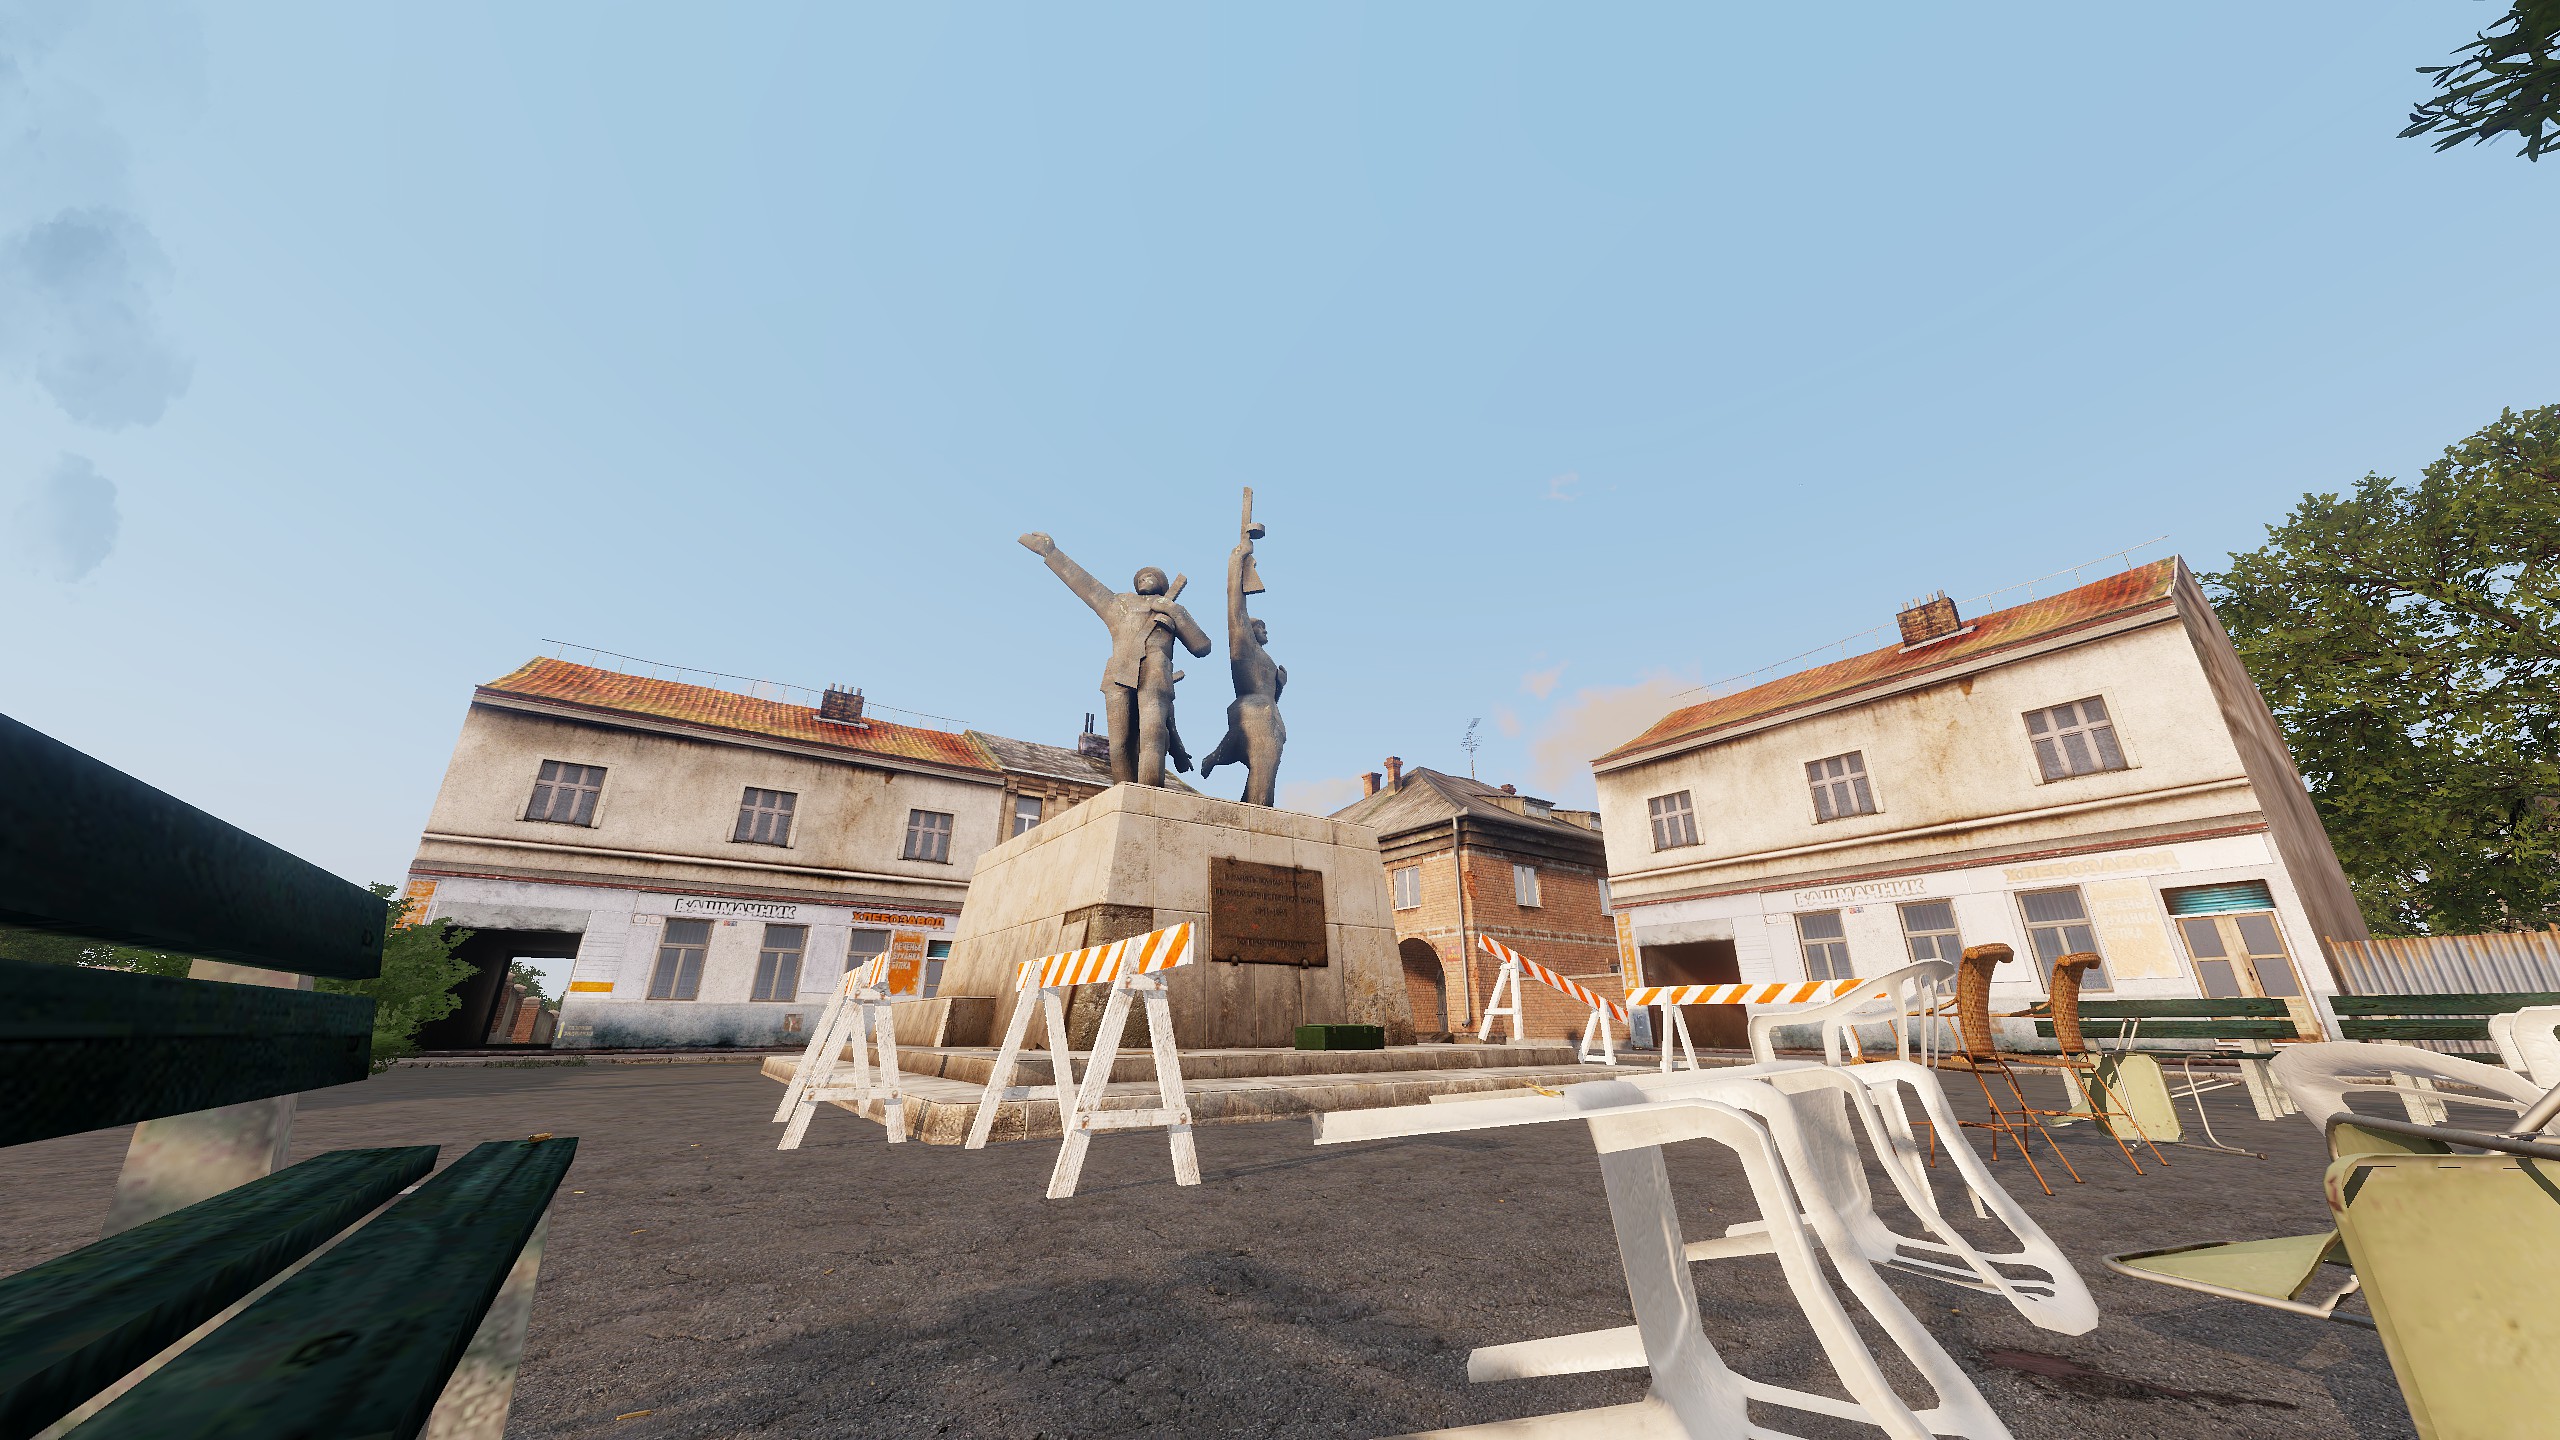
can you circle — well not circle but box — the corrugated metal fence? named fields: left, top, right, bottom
left=2331, top=928, right=2560, bottom=1054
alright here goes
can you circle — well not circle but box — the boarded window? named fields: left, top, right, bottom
left=2018, top=887, right=2111, bottom=992
left=1806, top=752, right=1877, bottom=822
left=1391, top=866, right=1422, bottom=910
left=903, top=809, right=955, bottom=863
left=752, top=923, right=807, bottom=1001
left=734, top=787, right=797, bottom=846
left=1796, top=910, right=1854, bottom=981
left=1513, top=864, right=1542, bottom=908
left=1647, top=791, right=1700, bottom=850
left=525, top=760, right=605, bottom=825
left=2024, top=697, right=2128, bottom=781
left=648, top=918, right=711, bottom=1000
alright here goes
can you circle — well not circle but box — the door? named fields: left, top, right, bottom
left=1640, top=939, right=1745, bottom=1049
left=2175, top=912, right=2304, bottom=999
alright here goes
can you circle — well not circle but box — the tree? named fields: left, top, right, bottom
left=2206, top=405, right=2560, bottom=935
left=2403, top=1, right=2560, bottom=160
left=2, top=884, right=475, bottom=1071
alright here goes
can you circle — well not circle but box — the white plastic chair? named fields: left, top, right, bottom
left=1316, top=1080, right=2013, bottom=1439
left=2490, top=1005, right=2560, bottom=1088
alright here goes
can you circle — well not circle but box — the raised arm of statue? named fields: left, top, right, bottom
left=1019, top=532, right=1114, bottom=619
left=1226, top=540, right=1261, bottom=656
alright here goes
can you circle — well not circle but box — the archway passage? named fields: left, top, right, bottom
left=1399, top=938, right=1449, bottom=1038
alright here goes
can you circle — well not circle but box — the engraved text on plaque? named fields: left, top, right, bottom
left=1208, top=858, right=1329, bottom=967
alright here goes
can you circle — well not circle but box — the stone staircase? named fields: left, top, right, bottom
left=761, top=1040, right=1640, bottom=1145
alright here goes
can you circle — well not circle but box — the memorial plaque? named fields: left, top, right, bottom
left=1208, top=858, right=1329, bottom=967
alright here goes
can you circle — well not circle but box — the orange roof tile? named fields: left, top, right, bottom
left=479, top=658, right=997, bottom=772
left=1596, top=559, right=2185, bottom=767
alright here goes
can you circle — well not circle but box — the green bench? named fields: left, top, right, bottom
left=2027, top=997, right=2308, bottom=1152
left=2328, top=991, right=2560, bottom=1043
left=0, top=711, right=576, bottom=1439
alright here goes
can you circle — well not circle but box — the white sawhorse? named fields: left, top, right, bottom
left=1476, top=935, right=1623, bottom=1065
left=774, top=964, right=906, bottom=1147
left=963, top=922, right=1201, bottom=1198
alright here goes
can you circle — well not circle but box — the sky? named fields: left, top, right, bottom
left=5, top=2, right=2557, bottom=891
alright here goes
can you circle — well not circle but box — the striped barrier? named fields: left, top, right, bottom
left=1010, top=921, right=1196, bottom=991
left=1626, top=977, right=1877, bottom=1008
left=970, top=923, right=1201, bottom=1198
left=855, top=952, right=893, bottom=991
left=1476, top=935, right=1626, bottom=1064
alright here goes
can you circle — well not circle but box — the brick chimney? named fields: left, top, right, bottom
left=1360, top=772, right=1381, bottom=797
left=1896, top=591, right=1965, bottom=648
left=1499, top=783, right=1516, bottom=794
left=1382, top=756, right=1404, bottom=791
left=1076, top=711, right=1109, bottom=760
left=818, top=684, right=866, bottom=723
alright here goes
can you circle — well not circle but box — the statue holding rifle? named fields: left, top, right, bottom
left=1200, top=487, right=1287, bottom=807
left=1018, top=531, right=1212, bottom=788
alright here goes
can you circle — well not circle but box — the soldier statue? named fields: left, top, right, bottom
left=1200, top=488, right=1286, bottom=806
left=1018, top=532, right=1212, bottom=788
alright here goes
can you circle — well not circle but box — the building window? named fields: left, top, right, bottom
left=1513, top=864, right=1542, bottom=908
left=647, top=918, right=711, bottom=1000
left=1797, top=910, right=1854, bottom=981
left=902, top=809, right=955, bottom=863
left=2024, top=697, right=2128, bottom=781
left=734, top=787, right=797, bottom=846
left=1647, top=791, right=1700, bottom=850
left=1392, top=866, right=1422, bottom=910
left=845, top=928, right=890, bottom=982
left=925, top=939, right=952, bottom=996
left=1806, top=752, right=1877, bottom=822
left=2018, top=887, right=2111, bottom=992
left=525, top=760, right=605, bottom=825
left=1897, top=900, right=1964, bottom=965
left=752, top=923, right=807, bottom=1000
left=1011, top=794, right=1043, bottom=837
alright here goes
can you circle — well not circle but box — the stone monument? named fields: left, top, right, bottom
left=923, top=497, right=1411, bottom=1050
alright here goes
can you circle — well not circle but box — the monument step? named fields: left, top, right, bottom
left=759, top=1051, right=1642, bottom=1146
left=894, top=1040, right=1588, bottom=1088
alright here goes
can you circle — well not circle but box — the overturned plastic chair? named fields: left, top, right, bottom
left=2106, top=1042, right=2559, bottom=1324
left=2490, top=1004, right=2560, bottom=1087
left=1320, top=1079, right=2019, bottom=1439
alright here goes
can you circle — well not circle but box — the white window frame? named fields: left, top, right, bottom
left=1647, top=791, right=1700, bottom=850
left=1896, top=899, right=1964, bottom=966
left=2015, top=886, right=2111, bottom=992
left=1805, top=751, right=1877, bottom=823
left=1010, top=793, right=1043, bottom=837
left=1795, top=910, right=1854, bottom=982
left=1391, top=866, right=1422, bottom=911
left=648, top=918, right=710, bottom=1001
left=751, top=923, right=807, bottom=1001
left=2023, top=696, right=2130, bottom=782
left=1513, top=863, right=1542, bottom=908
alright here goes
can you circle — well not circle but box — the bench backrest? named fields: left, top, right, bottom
left=2, top=713, right=389, bottom=1148
left=2329, top=992, right=2560, bottom=1043
left=2030, top=996, right=2297, bottom=1043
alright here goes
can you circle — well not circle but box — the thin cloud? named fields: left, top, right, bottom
left=13, top=452, right=121, bottom=580
left=1279, top=774, right=1365, bottom=817
left=1545, top=471, right=1582, bottom=501
left=1528, top=669, right=1693, bottom=800
left=0, top=207, right=191, bottom=427
left=1521, top=662, right=1566, bottom=700
left=1493, top=704, right=1521, bottom=738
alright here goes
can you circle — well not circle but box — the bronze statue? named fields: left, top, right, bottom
left=1019, top=532, right=1212, bottom=788
left=1200, top=488, right=1286, bottom=806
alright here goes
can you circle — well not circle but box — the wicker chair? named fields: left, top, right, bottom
left=2044, top=953, right=2170, bottom=1173
left=1931, top=942, right=2082, bottom=1193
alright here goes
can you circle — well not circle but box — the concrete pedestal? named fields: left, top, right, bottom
left=931, top=784, right=1413, bottom=1049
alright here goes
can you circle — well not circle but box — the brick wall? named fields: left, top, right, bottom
left=1385, top=838, right=1628, bottom=1044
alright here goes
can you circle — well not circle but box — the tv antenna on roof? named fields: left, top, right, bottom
left=1460, top=717, right=1483, bottom=779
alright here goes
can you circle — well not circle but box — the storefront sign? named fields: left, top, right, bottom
left=668, top=896, right=802, bottom=921
left=848, top=910, right=951, bottom=930
left=2001, top=848, right=2174, bottom=885
left=1788, top=877, right=1926, bottom=909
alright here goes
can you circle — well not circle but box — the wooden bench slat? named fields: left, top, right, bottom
left=74, top=1138, right=578, bottom=1440
left=2328, top=993, right=2560, bottom=1016
left=2338, top=1019, right=2495, bottom=1041
left=0, top=713, right=387, bottom=980
left=0, top=1146, right=435, bottom=1440
left=2033, top=1019, right=2297, bottom=1041
left=2069, top=998, right=2293, bottom=1018
left=0, top=960, right=375, bottom=1146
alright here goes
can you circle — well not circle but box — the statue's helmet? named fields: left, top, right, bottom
left=1133, top=567, right=1168, bottom=595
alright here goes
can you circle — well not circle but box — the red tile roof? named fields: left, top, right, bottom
left=1595, top=559, right=2185, bottom=767
left=479, top=658, right=998, bottom=772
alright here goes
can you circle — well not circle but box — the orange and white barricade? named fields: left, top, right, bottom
left=1476, top=936, right=1628, bottom=1065
left=964, top=923, right=1200, bottom=1198
left=1626, top=977, right=1878, bottom=1073
left=774, top=952, right=907, bottom=1147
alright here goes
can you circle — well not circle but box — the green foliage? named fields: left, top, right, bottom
left=2206, top=405, right=2560, bottom=935
left=0, top=925, right=199, bottom=977
left=506, top=959, right=557, bottom=1007
left=2403, top=1, right=2560, bottom=160
left=315, top=885, right=475, bottom=1070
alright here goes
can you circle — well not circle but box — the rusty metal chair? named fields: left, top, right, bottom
left=1930, top=942, right=2083, bottom=1194
left=2039, top=953, right=2172, bottom=1173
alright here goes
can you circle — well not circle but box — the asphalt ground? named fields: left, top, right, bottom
left=3, top=1061, right=2416, bottom=1439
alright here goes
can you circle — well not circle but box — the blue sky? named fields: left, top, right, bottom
left=5, top=2, right=2556, bottom=889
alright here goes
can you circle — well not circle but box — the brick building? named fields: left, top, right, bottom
left=1330, top=758, right=1626, bottom=1044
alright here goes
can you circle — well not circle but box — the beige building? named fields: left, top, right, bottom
left=1590, top=559, right=2368, bottom=1040
left=404, top=657, right=1110, bottom=1049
